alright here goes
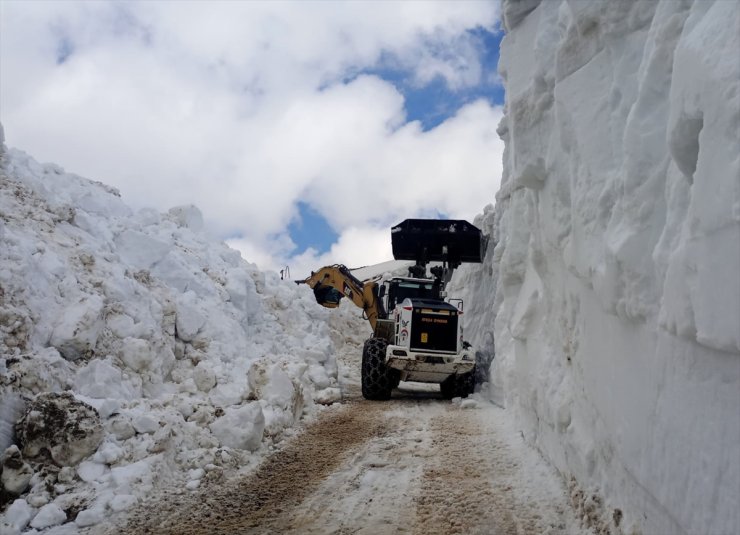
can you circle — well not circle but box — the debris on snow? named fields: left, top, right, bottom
left=15, top=393, right=103, bottom=467
left=0, top=446, right=33, bottom=497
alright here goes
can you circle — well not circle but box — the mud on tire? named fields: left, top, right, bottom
left=361, top=337, right=397, bottom=400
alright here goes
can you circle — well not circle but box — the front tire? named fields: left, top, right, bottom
left=361, top=338, right=395, bottom=400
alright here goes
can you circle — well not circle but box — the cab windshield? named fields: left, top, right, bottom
left=387, top=280, right=438, bottom=310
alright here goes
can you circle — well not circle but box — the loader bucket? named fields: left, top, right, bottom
left=391, top=219, right=486, bottom=265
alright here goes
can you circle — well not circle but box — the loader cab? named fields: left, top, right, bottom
left=385, top=277, right=441, bottom=312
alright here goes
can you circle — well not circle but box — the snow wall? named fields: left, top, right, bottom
left=455, top=1, right=739, bottom=534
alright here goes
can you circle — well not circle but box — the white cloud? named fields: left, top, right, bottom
left=226, top=224, right=391, bottom=280
left=289, top=225, right=394, bottom=280
left=0, top=1, right=503, bottom=271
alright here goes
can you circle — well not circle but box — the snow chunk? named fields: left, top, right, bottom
left=77, top=460, right=106, bottom=482
left=74, top=358, right=137, bottom=400
left=1, top=499, right=34, bottom=532
left=93, top=442, right=124, bottom=464
left=118, top=337, right=156, bottom=373
left=314, top=387, right=342, bottom=405
left=168, top=205, right=204, bottom=232
left=108, top=416, right=136, bottom=440
left=110, top=458, right=154, bottom=489
left=29, top=504, right=66, bottom=529
left=460, top=398, right=479, bottom=410
left=132, top=415, right=159, bottom=435
left=264, top=366, right=297, bottom=410
left=307, top=364, right=331, bottom=390
left=187, top=468, right=205, bottom=480
left=175, top=296, right=206, bottom=342
left=209, top=403, right=264, bottom=451
left=49, top=295, right=104, bottom=361
left=193, top=361, right=216, bottom=392
left=114, top=229, right=172, bottom=270
left=502, top=0, right=541, bottom=30
left=76, top=188, right=131, bottom=218
left=74, top=506, right=106, bottom=528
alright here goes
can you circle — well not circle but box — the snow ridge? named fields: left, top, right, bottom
left=0, top=131, right=342, bottom=533
left=467, top=2, right=740, bottom=534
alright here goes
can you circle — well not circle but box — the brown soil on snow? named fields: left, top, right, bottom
left=411, top=410, right=519, bottom=535
left=120, top=399, right=385, bottom=534
left=112, top=386, right=576, bottom=535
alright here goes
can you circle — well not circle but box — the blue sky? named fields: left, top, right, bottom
left=289, top=28, right=505, bottom=257
left=289, top=202, right=340, bottom=256
left=1, top=2, right=506, bottom=276
left=376, top=27, right=505, bottom=131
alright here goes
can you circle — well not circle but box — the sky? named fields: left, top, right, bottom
left=0, top=1, right=506, bottom=278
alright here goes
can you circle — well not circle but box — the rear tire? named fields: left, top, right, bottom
left=473, top=350, right=493, bottom=388
left=361, top=338, right=395, bottom=400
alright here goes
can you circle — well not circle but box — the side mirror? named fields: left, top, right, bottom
left=449, top=298, right=463, bottom=312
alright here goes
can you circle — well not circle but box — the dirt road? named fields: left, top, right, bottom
left=117, top=382, right=582, bottom=535
left=113, top=310, right=585, bottom=535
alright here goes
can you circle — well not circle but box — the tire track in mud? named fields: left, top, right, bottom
left=411, top=410, right=518, bottom=535
left=276, top=400, right=422, bottom=535
left=116, top=387, right=576, bottom=535
left=120, top=401, right=387, bottom=534
left=411, top=408, right=571, bottom=535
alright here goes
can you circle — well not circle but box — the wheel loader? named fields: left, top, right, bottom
left=298, top=219, right=489, bottom=400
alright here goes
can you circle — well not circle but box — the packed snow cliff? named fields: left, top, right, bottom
left=0, top=124, right=344, bottom=533
left=454, top=1, right=739, bottom=534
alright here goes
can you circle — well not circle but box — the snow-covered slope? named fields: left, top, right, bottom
left=0, top=126, right=345, bottom=533
left=350, top=260, right=413, bottom=282
left=457, top=2, right=739, bottom=534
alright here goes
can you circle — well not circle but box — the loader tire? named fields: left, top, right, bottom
left=473, top=350, right=493, bottom=388
left=459, top=371, right=475, bottom=397
left=440, top=375, right=456, bottom=399
left=361, top=337, right=394, bottom=400
left=440, top=372, right=474, bottom=399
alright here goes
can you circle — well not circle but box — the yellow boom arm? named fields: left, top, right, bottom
left=297, top=265, right=385, bottom=331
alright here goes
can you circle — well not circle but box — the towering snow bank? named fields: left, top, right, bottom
left=472, top=2, right=739, bottom=534
left=0, top=128, right=342, bottom=532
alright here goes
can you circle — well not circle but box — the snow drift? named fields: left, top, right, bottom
left=454, top=1, right=739, bottom=534
left=0, top=125, right=343, bottom=533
